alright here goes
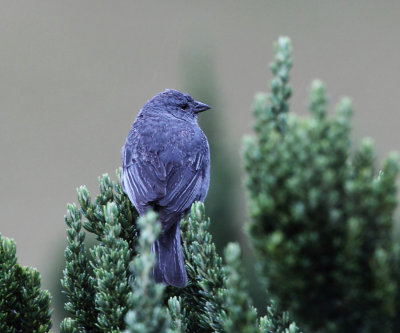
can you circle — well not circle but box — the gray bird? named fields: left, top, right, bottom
left=121, top=89, right=210, bottom=287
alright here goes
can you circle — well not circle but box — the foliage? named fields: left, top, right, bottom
left=0, top=233, right=52, bottom=332
left=60, top=171, right=138, bottom=332
left=243, top=36, right=400, bottom=332
left=220, top=243, right=258, bottom=333
left=60, top=169, right=298, bottom=332
left=124, top=211, right=174, bottom=333
left=174, top=202, right=299, bottom=333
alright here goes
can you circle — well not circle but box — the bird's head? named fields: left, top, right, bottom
left=143, top=89, right=211, bottom=122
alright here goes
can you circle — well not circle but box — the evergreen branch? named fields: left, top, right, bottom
left=178, top=202, right=226, bottom=332
left=168, top=296, right=187, bottom=332
left=91, top=202, right=133, bottom=332
left=0, top=234, right=20, bottom=332
left=253, top=36, right=292, bottom=135
left=79, top=171, right=138, bottom=250
left=220, top=243, right=258, bottom=333
left=0, top=234, right=52, bottom=332
left=258, top=302, right=300, bottom=333
left=177, top=202, right=298, bottom=333
left=61, top=169, right=139, bottom=331
left=60, top=318, right=79, bottom=333
left=61, top=203, right=97, bottom=332
left=16, top=267, right=53, bottom=332
left=124, top=211, right=174, bottom=333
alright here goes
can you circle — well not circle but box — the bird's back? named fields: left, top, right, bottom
left=122, top=113, right=210, bottom=227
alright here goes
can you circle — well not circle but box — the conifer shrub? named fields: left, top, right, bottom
left=243, top=37, right=400, bottom=332
left=0, top=234, right=52, bottom=332
left=59, top=170, right=298, bottom=332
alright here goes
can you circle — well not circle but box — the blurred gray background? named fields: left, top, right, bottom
left=1, top=0, right=400, bottom=329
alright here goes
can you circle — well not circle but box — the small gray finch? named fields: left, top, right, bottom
left=121, top=89, right=210, bottom=287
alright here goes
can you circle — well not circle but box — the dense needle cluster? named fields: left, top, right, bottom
left=0, top=234, right=52, bottom=333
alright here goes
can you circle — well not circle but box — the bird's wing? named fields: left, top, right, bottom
left=122, top=142, right=209, bottom=220
left=121, top=145, right=167, bottom=213
left=158, top=149, right=209, bottom=213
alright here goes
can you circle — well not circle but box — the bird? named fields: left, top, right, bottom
left=121, top=89, right=210, bottom=287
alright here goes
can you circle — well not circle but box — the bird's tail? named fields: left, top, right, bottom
left=152, top=222, right=188, bottom=288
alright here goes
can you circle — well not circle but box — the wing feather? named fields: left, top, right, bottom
left=122, top=126, right=210, bottom=225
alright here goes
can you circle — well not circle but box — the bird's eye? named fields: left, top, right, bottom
left=181, top=103, right=189, bottom=110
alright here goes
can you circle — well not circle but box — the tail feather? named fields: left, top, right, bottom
left=152, top=222, right=187, bottom=287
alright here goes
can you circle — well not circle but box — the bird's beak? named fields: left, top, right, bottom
left=194, top=101, right=211, bottom=113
